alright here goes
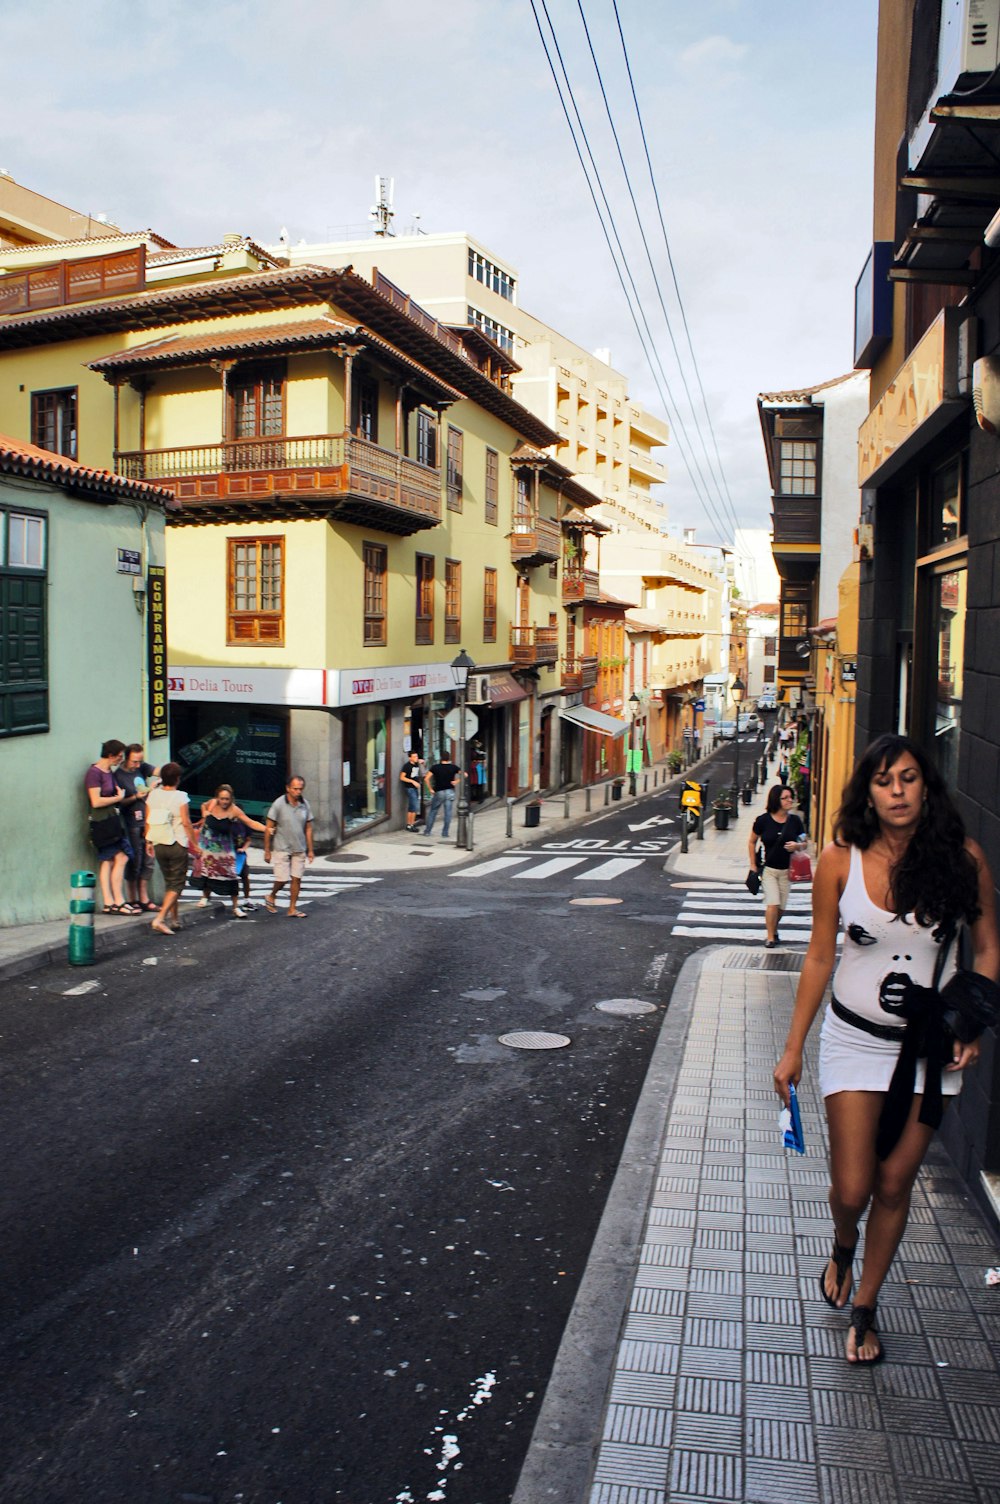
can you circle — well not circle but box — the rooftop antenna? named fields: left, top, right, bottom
left=370, top=176, right=395, bottom=237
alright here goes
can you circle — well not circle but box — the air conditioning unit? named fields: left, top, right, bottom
left=909, top=0, right=1000, bottom=169
left=466, top=674, right=492, bottom=705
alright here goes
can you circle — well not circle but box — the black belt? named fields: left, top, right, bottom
left=831, top=995, right=906, bottom=1042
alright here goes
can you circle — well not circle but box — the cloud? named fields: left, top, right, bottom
left=677, top=34, right=748, bottom=73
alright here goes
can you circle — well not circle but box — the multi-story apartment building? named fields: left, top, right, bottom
left=271, top=229, right=723, bottom=763
left=853, top=0, right=1000, bottom=1200
left=0, top=231, right=603, bottom=848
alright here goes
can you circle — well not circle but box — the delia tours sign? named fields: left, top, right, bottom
left=166, top=662, right=458, bottom=708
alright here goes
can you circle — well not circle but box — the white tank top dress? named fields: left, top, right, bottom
left=818, top=844, right=962, bottom=1099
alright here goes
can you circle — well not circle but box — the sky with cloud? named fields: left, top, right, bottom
left=3, top=0, right=878, bottom=542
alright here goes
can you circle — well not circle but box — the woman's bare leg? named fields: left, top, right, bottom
left=765, top=903, right=781, bottom=943
left=822, top=1091, right=882, bottom=1307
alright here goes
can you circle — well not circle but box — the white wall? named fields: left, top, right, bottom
left=815, top=372, right=868, bottom=622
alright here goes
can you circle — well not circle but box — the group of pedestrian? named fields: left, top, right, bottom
left=398, top=748, right=466, bottom=839
left=85, top=744, right=315, bottom=931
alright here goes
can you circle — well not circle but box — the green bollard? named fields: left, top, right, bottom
left=69, top=870, right=97, bottom=966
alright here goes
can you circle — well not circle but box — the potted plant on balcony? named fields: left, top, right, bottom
left=711, top=792, right=733, bottom=830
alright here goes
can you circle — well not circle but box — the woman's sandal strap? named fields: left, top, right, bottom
left=819, top=1238, right=856, bottom=1308
left=849, top=1304, right=885, bottom=1364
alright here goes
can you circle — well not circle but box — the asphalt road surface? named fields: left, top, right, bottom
left=0, top=794, right=720, bottom=1504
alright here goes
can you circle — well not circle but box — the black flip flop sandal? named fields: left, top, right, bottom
left=848, top=1304, right=885, bottom=1364
left=819, top=1237, right=856, bottom=1308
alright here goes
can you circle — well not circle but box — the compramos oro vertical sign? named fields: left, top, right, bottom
left=147, top=565, right=168, bottom=740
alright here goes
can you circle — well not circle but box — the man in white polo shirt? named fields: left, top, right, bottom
left=264, top=775, right=315, bottom=918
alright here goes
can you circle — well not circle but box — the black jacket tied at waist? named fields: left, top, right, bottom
left=874, top=982, right=949, bottom=1160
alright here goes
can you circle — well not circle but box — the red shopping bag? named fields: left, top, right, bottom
left=789, top=850, right=813, bottom=884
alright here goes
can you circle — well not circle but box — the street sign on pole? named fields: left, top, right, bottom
left=443, top=707, right=479, bottom=742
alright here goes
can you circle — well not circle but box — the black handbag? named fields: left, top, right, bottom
left=89, top=808, right=124, bottom=848
left=938, top=965, right=1000, bottom=1048
left=745, top=870, right=762, bottom=895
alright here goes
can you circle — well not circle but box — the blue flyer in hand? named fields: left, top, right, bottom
left=780, top=1082, right=805, bottom=1154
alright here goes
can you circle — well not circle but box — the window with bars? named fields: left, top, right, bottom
left=0, top=505, right=48, bottom=737
left=446, top=427, right=463, bottom=512
left=483, top=567, right=497, bottom=642
left=416, top=410, right=437, bottom=469
left=364, top=543, right=388, bottom=646
left=445, top=559, right=461, bottom=644
left=227, top=537, right=284, bottom=644
left=778, top=441, right=818, bottom=496
left=485, top=448, right=499, bottom=526
left=416, top=553, right=434, bottom=645
left=31, top=388, right=77, bottom=459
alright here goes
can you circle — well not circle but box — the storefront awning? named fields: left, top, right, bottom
left=489, top=671, right=529, bottom=705
left=560, top=704, right=629, bottom=738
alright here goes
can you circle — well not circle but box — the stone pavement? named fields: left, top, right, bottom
left=513, top=839, right=1000, bottom=1503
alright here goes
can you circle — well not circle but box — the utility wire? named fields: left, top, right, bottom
left=575, top=0, right=742, bottom=542
left=529, top=0, right=733, bottom=544
left=611, top=0, right=744, bottom=537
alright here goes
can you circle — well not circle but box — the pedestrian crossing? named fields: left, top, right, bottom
left=182, top=869, right=382, bottom=908
left=456, top=852, right=648, bottom=885
left=671, top=878, right=814, bottom=942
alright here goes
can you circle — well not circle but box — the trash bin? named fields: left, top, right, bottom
left=524, top=801, right=541, bottom=828
left=611, top=779, right=624, bottom=801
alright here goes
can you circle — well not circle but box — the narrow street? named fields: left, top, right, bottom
left=0, top=804, right=699, bottom=1504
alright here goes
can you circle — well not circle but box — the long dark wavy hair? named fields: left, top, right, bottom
left=833, top=734, right=980, bottom=927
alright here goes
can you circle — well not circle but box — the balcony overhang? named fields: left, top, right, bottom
left=858, top=307, right=966, bottom=489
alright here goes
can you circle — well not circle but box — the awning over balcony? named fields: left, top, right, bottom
left=488, top=671, right=529, bottom=705
left=559, top=704, right=629, bottom=738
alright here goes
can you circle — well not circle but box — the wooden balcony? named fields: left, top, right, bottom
left=115, top=432, right=441, bottom=534
left=562, top=655, right=599, bottom=692
left=771, top=496, right=821, bottom=550
left=510, top=624, right=560, bottom=668
left=510, top=514, right=561, bottom=567
left=562, top=566, right=600, bottom=605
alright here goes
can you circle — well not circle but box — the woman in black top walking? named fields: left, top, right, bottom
left=748, top=784, right=807, bottom=947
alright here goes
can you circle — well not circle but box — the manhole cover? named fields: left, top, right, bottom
left=596, top=998, right=656, bottom=1015
left=321, top=852, right=369, bottom=864
left=569, top=896, right=622, bottom=906
left=498, top=1031, right=571, bottom=1050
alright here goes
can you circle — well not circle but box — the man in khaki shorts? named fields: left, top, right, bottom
left=264, top=775, right=315, bottom=917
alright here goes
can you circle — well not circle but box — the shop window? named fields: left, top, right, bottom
left=445, top=558, right=461, bottom=644
left=364, top=542, right=387, bottom=645
left=0, top=506, right=47, bottom=736
left=342, top=701, right=388, bottom=833
left=927, top=454, right=964, bottom=549
left=485, top=448, right=499, bottom=526
left=483, top=567, right=497, bottom=642
left=446, top=427, right=463, bottom=512
left=228, top=537, right=283, bottom=644
left=31, top=388, right=77, bottom=459
left=930, top=565, right=966, bottom=790
left=416, top=553, right=434, bottom=645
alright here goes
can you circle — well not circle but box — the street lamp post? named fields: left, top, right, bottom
left=730, top=673, right=746, bottom=821
left=628, top=691, right=640, bottom=795
left=451, top=648, right=475, bottom=850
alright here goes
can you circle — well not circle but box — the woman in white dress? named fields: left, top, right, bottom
left=774, top=735, right=999, bottom=1364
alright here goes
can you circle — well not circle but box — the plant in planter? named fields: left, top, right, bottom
left=711, top=792, right=733, bottom=829
left=667, top=750, right=684, bottom=774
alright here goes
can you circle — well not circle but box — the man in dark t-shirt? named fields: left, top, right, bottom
left=423, top=757, right=461, bottom=839
left=400, top=751, right=424, bottom=830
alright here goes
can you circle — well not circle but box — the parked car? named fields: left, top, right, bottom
left=738, top=712, right=761, bottom=734
left=716, top=720, right=737, bottom=740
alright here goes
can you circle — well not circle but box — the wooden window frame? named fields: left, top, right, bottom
left=353, top=368, right=379, bottom=443
left=31, top=387, right=77, bottom=460
left=364, top=542, right=388, bottom=646
left=446, top=426, right=463, bottom=512
left=445, top=558, right=462, bottom=645
left=483, top=566, right=497, bottom=643
left=485, top=447, right=499, bottom=526
left=0, top=504, right=48, bottom=737
left=415, top=552, right=435, bottom=645
left=227, top=535, right=284, bottom=645
left=416, top=409, right=438, bottom=469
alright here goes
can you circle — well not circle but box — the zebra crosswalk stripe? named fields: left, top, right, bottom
left=672, top=879, right=815, bottom=941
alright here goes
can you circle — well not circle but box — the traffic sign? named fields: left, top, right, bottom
left=443, top=707, right=479, bottom=741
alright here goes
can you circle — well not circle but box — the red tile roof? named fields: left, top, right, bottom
left=0, top=433, right=178, bottom=509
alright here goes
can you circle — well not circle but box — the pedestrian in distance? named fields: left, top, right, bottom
left=423, top=754, right=461, bottom=839
left=399, top=750, right=424, bottom=830
left=116, top=743, right=161, bottom=912
left=774, top=734, right=1000, bottom=1365
left=193, top=784, right=267, bottom=918
left=145, top=762, right=201, bottom=935
left=264, top=775, right=314, bottom=917
left=748, top=785, right=807, bottom=947
left=84, top=739, right=141, bottom=915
